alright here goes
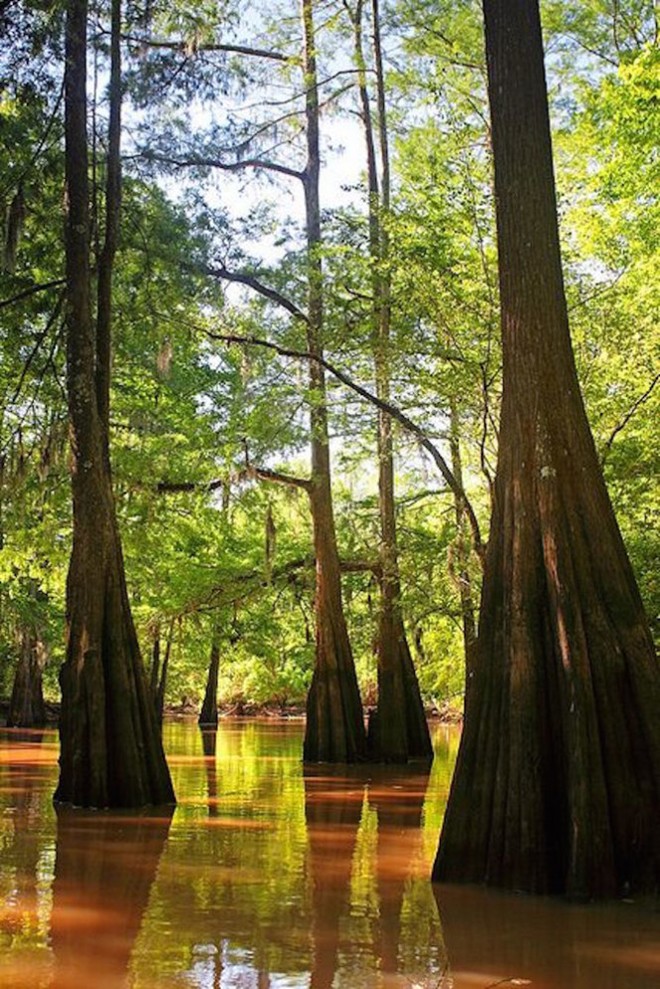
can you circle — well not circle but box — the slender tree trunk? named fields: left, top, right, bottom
left=95, top=0, right=121, bottom=435
left=351, top=0, right=432, bottom=762
left=55, top=0, right=174, bottom=808
left=155, top=617, right=175, bottom=723
left=433, top=0, right=660, bottom=898
left=199, top=634, right=220, bottom=727
left=8, top=623, right=47, bottom=728
left=448, top=398, right=477, bottom=690
left=149, top=624, right=161, bottom=697
left=151, top=617, right=174, bottom=721
left=301, top=0, right=366, bottom=763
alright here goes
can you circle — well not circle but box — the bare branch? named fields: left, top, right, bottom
left=121, top=32, right=290, bottom=62
left=156, top=466, right=311, bottom=496
left=246, top=464, right=312, bottom=491
left=138, top=150, right=304, bottom=181
left=200, top=263, right=309, bottom=323
left=10, top=291, right=66, bottom=405
left=0, top=278, right=66, bottom=310
left=149, top=298, right=486, bottom=560
left=567, top=267, right=628, bottom=312
left=177, top=553, right=379, bottom=619
left=156, top=477, right=227, bottom=494
left=601, top=371, right=660, bottom=463
left=0, top=81, right=64, bottom=201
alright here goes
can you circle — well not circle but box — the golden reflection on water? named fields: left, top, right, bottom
left=0, top=721, right=659, bottom=989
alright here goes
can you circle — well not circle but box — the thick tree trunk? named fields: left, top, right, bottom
left=301, top=0, right=366, bottom=763
left=433, top=0, right=660, bottom=898
left=199, top=636, right=220, bottom=727
left=8, top=624, right=47, bottom=728
left=56, top=0, right=174, bottom=808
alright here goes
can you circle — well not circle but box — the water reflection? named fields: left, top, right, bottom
left=200, top=728, right=218, bottom=818
left=304, top=767, right=366, bottom=989
left=435, top=884, right=660, bottom=989
left=50, top=808, right=172, bottom=989
left=0, top=722, right=659, bottom=988
left=368, top=766, right=432, bottom=976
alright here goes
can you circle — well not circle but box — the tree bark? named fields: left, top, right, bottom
left=199, top=634, right=220, bottom=727
left=154, top=618, right=175, bottom=724
left=301, top=0, right=366, bottom=763
left=350, top=0, right=432, bottom=762
left=149, top=623, right=161, bottom=697
left=95, top=0, right=121, bottom=434
left=8, top=623, right=47, bottom=728
left=433, top=0, right=660, bottom=898
left=55, top=0, right=174, bottom=808
left=150, top=617, right=174, bottom=722
left=448, top=398, right=477, bottom=691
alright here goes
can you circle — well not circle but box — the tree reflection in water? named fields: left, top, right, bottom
left=367, top=765, right=433, bottom=977
left=304, top=766, right=366, bottom=989
left=200, top=728, right=219, bottom=818
left=50, top=808, right=172, bottom=989
left=304, top=763, right=448, bottom=989
left=435, top=884, right=660, bottom=989
left=0, top=731, right=49, bottom=987
left=3, top=722, right=658, bottom=988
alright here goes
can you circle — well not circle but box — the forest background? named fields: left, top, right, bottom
left=1, top=0, right=658, bottom=719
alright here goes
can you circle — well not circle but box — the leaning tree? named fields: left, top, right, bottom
left=55, top=0, right=174, bottom=808
left=433, top=0, right=660, bottom=898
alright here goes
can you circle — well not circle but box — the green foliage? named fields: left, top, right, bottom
left=554, top=31, right=660, bottom=631
left=2, top=0, right=657, bottom=714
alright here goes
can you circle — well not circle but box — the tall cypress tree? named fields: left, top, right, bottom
left=56, top=0, right=174, bottom=808
left=301, top=0, right=367, bottom=763
left=433, top=0, right=660, bottom=897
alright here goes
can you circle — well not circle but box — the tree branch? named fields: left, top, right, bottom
left=246, top=465, right=312, bottom=491
left=150, top=302, right=485, bottom=560
left=10, top=291, right=66, bottom=405
left=184, top=554, right=380, bottom=617
left=203, top=328, right=485, bottom=560
left=0, top=278, right=66, bottom=310
left=137, top=150, right=304, bottom=181
left=156, top=477, right=227, bottom=494
left=121, top=32, right=290, bottom=62
left=200, top=263, right=309, bottom=323
left=0, top=81, right=64, bottom=202
left=601, top=371, right=660, bottom=463
left=156, top=467, right=311, bottom=495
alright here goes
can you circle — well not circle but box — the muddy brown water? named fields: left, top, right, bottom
left=0, top=720, right=658, bottom=988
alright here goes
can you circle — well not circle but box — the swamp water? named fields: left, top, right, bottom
left=0, top=719, right=659, bottom=989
